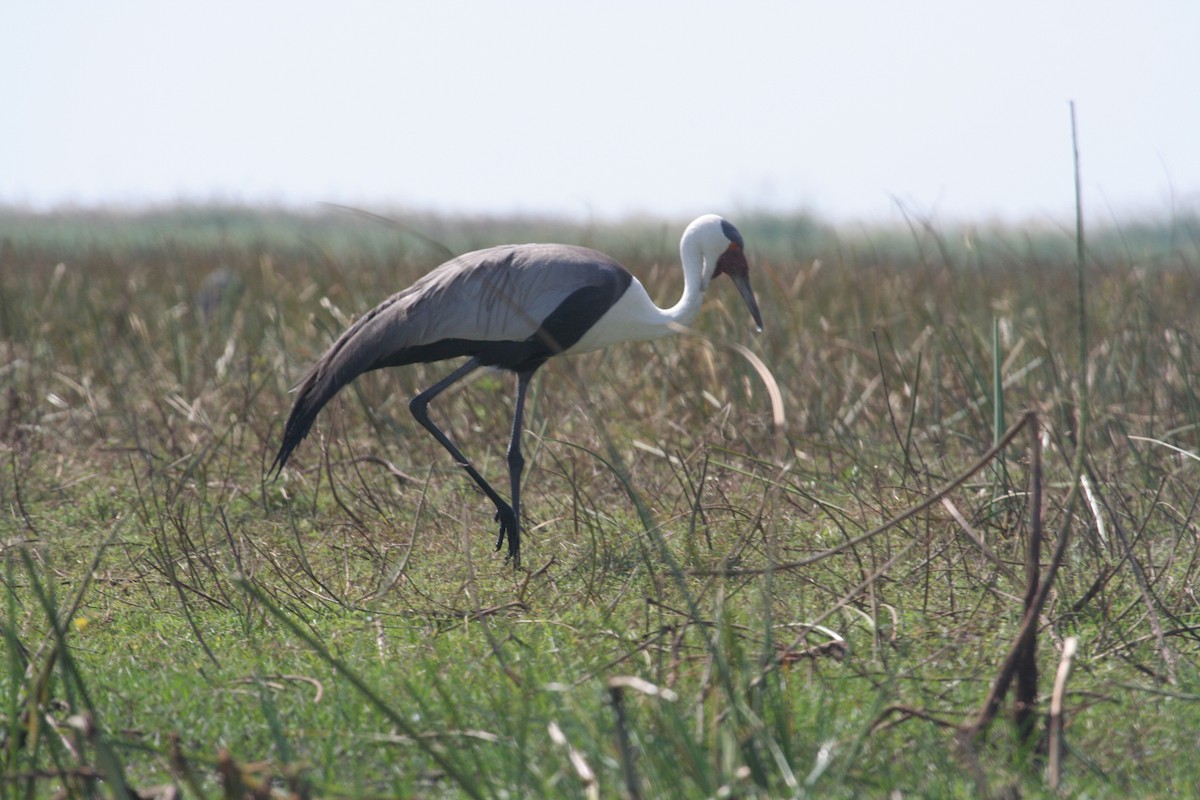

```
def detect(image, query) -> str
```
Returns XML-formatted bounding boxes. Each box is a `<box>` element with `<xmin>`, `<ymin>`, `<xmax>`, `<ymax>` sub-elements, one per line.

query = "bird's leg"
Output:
<box><xmin>409</xmin><ymin>358</ymin><xmax>519</xmax><ymax>563</ymax></box>
<box><xmin>502</xmin><ymin>370</ymin><xmax>535</xmax><ymax>568</ymax></box>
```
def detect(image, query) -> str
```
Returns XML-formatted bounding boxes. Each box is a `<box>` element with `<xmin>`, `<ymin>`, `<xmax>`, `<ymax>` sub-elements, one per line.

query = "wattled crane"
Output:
<box><xmin>272</xmin><ymin>214</ymin><xmax>763</xmax><ymax>567</ymax></box>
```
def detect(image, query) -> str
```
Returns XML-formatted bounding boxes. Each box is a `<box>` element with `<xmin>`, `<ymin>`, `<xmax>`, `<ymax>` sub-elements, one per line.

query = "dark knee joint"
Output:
<box><xmin>409</xmin><ymin>395</ymin><xmax>427</xmax><ymax>423</ymax></box>
<box><xmin>507</xmin><ymin>446</ymin><xmax>525</xmax><ymax>474</ymax></box>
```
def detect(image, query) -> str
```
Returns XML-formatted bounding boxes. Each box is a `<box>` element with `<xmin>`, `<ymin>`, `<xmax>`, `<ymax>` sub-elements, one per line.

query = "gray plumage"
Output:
<box><xmin>273</xmin><ymin>244</ymin><xmax>631</xmax><ymax>475</ymax></box>
<box><xmin>271</xmin><ymin>215</ymin><xmax>762</xmax><ymax>567</ymax></box>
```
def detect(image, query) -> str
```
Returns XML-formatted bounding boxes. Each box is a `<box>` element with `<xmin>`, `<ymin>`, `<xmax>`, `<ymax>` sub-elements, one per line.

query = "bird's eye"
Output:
<box><xmin>728</xmin><ymin>242</ymin><xmax>740</xmax><ymax>251</ymax></box>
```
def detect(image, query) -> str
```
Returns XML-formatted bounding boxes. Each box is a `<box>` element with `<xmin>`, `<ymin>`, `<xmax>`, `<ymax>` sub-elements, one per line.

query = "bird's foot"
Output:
<box><xmin>493</xmin><ymin>505</ymin><xmax>521</xmax><ymax>568</ymax></box>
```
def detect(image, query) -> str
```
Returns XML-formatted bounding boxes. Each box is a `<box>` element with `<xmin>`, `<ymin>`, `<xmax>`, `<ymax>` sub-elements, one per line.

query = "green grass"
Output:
<box><xmin>2</xmin><ymin>205</ymin><xmax>1200</xmax><ymax>797</ymax></box>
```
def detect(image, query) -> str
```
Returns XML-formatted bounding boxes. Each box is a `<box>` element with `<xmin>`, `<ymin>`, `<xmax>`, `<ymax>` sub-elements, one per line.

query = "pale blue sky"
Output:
<box><xmin>3</xmin><ymin>2</ymin><xmax>1197</xmax><ymax>223</ymax></box>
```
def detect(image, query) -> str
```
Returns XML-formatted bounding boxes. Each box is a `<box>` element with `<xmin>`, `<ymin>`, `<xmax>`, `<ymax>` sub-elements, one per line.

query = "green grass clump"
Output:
<box><xmin>2</xmin><ymin>205</ymin><xmax>1200</xmax><ymax>797</ymax></box>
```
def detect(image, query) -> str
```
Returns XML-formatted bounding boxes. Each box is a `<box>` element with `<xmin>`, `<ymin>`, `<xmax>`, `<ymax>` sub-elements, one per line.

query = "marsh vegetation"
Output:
<box><xmin>2</xmin><ymin>205</ymin><xmax>1199</xmax><ymax>797</ymax></box>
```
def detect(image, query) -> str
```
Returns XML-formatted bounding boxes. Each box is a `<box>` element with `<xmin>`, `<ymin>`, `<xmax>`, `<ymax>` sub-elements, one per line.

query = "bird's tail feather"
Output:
<box><xmin>270</xmin><ymin>300</ymin><xmax>410</xmax><ymax>476</ymax></box>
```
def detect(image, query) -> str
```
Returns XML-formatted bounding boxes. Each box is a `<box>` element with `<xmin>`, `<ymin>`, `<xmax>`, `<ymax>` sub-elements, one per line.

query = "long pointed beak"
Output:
<box><xmin>715</xmin><ymin>247</ymin><xmax>764</xmax><ymax>334</ymax></box>
<box><xmin>731</xmin><ymin>271</ymin><xmax>764</xmax><ymax>333</ymax></box>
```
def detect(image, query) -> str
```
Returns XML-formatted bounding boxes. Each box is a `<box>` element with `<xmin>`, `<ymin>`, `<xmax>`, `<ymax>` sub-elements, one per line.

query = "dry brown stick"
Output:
<box><xmin>346</xmin><ymin>454</ymin><xmax>421</xmax><ymax>485</ymax></box>
<box><xmin>608</xmin><ymin>682</ymin><xmax>642</xmax><ymax>800</ymax></box>
<box><xmin>1106</xmin><ymin>502</ymin><xmax>1179</xmax><ymax>685</ymax></box>
<box><xmin>1014</xmin><ymin>413</ymin><xmax>1043</xmax><ymax>742</ymax></box>
<box><xmin>1048</xmin><ymin>636</ymin><xmax>1079</xmax><ymax>791</ymax></box>
<box><xmin>961</xmin><ymin>417</ymin><xmax>1079</xmax><ymax>743</ymax></box>
<box><xmin>940</xmin><ymin>497</ymin><xmax>1020</xmax><ymax>584</ymax></box>
<box><xmin>869</xmin><ymin>704</ymin><xmax>959</xmax><ymax>735</ymax></box>
<box><xmin>691</xmin><ymin>412</ymin><xmax>1033</xmax><ymax>577</ymax></box>
<box><xmin>228</xmin><ymin>673</ymin><xmax>326</xmax><ymax>703</ymax></box>
<box><xmin>169</xmin><ymin>732</ymin><xmax>207</xmax><ymax>799</ymax></box>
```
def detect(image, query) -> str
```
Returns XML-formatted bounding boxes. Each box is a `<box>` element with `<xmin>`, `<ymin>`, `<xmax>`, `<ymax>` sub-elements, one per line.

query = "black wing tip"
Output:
<box><xmin>268</xmin><ymin>360</ymin><xmax>342</xmax><ymax>477</ymax></box>
<box><xmin>268</xmin><ymin>403</ymin><xmax>318</xmax><ymax>481</ymax></box>
<box><xmin>267</xmin><ymin>439</ymin><xmax>293</xmax><ymax>481</ymax></box>
<box><xmin>267</xmin><ymin>450</ymin><xmax>287</xmax><ymax>481</ymax></box>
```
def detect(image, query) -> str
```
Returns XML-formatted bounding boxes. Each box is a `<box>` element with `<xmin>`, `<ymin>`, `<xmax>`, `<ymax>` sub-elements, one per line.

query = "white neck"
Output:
<box><xmin>564</xmin><ymin>218</ymin><xmax>719</xmax><ymax>355</ymax></box>
<box><xmin>659</xmin><ymin>227</ymin><xmax>709</xmax><ymax>327</ymax></box>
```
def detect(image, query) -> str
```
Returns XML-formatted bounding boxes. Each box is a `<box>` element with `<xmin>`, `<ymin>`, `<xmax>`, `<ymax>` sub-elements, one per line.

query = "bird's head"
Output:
<box><xmin>688</xmin><ymin>214</ymin><xmax>764</xmax><ymax>333</ymax></box>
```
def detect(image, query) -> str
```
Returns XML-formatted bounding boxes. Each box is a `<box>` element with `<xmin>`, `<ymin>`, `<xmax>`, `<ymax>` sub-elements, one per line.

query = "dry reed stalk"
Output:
<box><xmin>608</xmin><ymin>681</ymin><xmax>642</xmax><ymax>800</ymax></box>
<box><xmin>1014</xmin><ymin>413</ymin><xmax>1042</xmax><ymax>742</ymax></box>
<box><xmin>1048</xmin><ymin>636</ymin><xmax>1079</xmax><ymax>791</ymax></box>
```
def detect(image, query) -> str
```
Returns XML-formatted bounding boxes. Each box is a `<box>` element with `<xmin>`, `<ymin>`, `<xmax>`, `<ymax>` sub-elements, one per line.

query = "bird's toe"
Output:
<box><xmin>493</xmin><ymin>505</ymin><xmax>521</xmax><ymax>567</ymax></box>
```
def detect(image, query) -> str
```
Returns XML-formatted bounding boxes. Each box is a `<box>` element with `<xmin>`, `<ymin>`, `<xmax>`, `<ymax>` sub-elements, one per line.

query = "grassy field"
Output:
<box><xmin>2</xmin><ymin>205</ymin><xmax>1200</xmax><ymax>798</ymax></box>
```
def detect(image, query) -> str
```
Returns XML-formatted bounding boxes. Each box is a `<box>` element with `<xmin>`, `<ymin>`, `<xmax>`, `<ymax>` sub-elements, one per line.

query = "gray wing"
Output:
<box><xmin>378</xmin><ymin>244</ymin><xmax>624</xmax><ymax>347</ymax></box>
<box><xmin>271</xmin><ymin>243</ymin><xmax>631</xmax><ymax>472</ymax></box>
